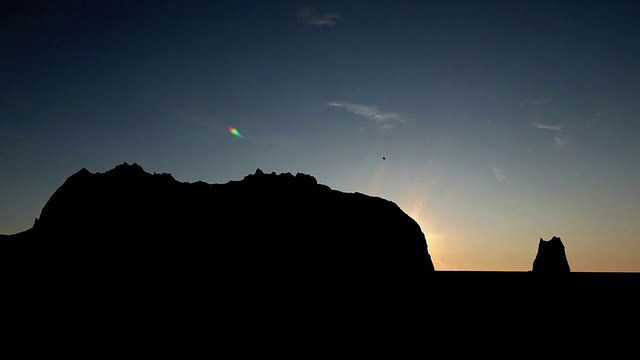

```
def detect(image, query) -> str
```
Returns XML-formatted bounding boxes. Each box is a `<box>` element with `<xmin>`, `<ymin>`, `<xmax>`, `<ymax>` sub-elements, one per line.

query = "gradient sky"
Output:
<box><xmin>2</xmin><ymin>0</ymin><xmax>640</xmax><ymax>271</ymax></box>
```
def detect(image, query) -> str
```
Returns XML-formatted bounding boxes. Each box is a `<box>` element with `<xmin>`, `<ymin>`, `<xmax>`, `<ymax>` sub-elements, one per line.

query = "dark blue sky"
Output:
<box><xmin>2</xmin><ymin>0</ymin><xmax>640</xmax><ymax>271</ymax></box>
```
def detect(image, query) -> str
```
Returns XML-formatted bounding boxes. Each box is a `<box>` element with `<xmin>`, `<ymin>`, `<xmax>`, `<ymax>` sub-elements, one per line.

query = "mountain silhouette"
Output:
<box><xmin>1</xmin><ymin>162</ymin><xmax>434</xmax><ymax>290</ymax></box>
<box><xmin>2</xmin><ymin>163</ymin><xmax>638</xmax><ymax>347</ymax></box>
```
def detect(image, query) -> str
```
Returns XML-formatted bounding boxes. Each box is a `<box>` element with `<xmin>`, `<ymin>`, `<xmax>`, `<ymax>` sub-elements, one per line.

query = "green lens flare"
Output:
<box><xmin>228</xmin><ymin>126</ymin><xmax>242</xmax><ymax>137</ymax></box>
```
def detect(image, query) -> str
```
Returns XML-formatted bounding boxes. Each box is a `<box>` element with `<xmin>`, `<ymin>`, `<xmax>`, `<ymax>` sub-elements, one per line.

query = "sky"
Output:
<box><xmin>2</xmin><ymin>0</ymin><xmax>640</xmax><ymax>272</ymax></box>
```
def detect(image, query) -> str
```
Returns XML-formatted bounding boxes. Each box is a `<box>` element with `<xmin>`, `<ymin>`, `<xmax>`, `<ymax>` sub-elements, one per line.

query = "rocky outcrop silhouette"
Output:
<box><xmin>531</xmin><ymin>236</ymin><xmax>571</xmax><ymax>272</ymax></box>
<box><xmin>1</xmin><ymin>162</ymin><xmax>434</xmax><ymax>289</ymax></box>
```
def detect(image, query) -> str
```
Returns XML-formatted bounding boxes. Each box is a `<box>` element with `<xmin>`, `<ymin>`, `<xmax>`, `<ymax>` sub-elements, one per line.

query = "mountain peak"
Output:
<box><xmin>68</xmin><ymin>167</ymin><xmax>92</xmax><ymax>180</ymax></box>
<box><xmin>241</xmin><ymin>168</ymin><xmax>319</xmax><ymax>188</ymax></box>
<box><xmin>109</xmin><ymin>162</ymin><xmax>146</xmax><ymax>175</ymax></box>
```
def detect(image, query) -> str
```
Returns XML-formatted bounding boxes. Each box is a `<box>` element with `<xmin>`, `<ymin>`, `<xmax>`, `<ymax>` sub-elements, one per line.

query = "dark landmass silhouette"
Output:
<box><xmin>1</xmin><ymin>162</ymin><xmax>434</xmax><ymax>287</ymax></box>
<box><xmin>2</xmin><ymin>162</ymin><xmax>638</xmax><ymax>342</ymax></box>
<box><xmin>531</xmin><ymin>236</ymin><xmax>571</xmax><ymax>272</ymax></box>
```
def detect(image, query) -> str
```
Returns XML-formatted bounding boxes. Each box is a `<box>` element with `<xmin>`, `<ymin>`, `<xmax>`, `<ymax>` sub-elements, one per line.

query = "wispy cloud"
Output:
<box><xmin>491</xmin><ymin>166</ymin><xmax>513</xmax><ymax>186</ymax></box>
<box><xmin>531</xmin><ymin>122</ymin><xmax>562</xmax><ymax>132</ymax></box>
<box><xmin>328</xmin><ymin>101</ymin><xmax>404</xmax><ymax>130</ymax></box>
<box><xmin>530</xmin><ymin>122</ymin><xmax>570</xmax><ymax>149</ymax></box>
<box><xmin>298</xmin><ymin>7</ymin><xmax>341</xmax><ymax>27</ymax></box>
<box><xmin>531</xmin><ymin>122</ymin><xmax>570</xmax><ymax>149</ymax></box>
<box><xmin>554</xmin><ymin>136</ymin><xmax>569</xmax><ymax>149</ymax></box>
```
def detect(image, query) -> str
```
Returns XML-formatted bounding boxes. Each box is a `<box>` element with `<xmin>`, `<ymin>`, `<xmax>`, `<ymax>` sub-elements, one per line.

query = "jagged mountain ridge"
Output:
<box><xmin>2</xmin><ymin>162</ymin><xmax>435</xmax><ymax>285</ymax></box>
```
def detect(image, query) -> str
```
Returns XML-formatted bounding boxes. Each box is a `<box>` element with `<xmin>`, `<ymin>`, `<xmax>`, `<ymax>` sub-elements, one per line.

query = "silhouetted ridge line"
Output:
<box><xmin>1</xmin><ymin>162</ymin><xmax>435</xmax><ymax>289</ymax></box>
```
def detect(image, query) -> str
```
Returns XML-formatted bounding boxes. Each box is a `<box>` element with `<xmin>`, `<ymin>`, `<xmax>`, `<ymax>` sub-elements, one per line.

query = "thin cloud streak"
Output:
<box><xmin>298</xmin><ymin>7</ymin><xmax>341</xmax><ymax>27</ymax></box>
<box><xmin>531</xmin><ymin>122</ymin><xmax>563</xmax><ymax>132</ymax></box>
<box><xmin>328</xmin><ymin>101</ymin><xmax>404</xmax><ymax>130</ymax></box>
<box><xmin>530</xmin><ymin>122</ymin><xmax>570</xmax><ymax>149</ymax></box>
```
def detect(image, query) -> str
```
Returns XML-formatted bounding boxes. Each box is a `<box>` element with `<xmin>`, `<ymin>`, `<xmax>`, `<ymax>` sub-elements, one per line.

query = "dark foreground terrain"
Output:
<box><xmin>3</xmin><ymin>269</ymin><xmax>637</xmax><ymax>355</ymax></box>
<box><xmin>2</xmin><ymin>164</ymin><xmax>637</xmax><ymax>351</ymax></box>
<box><xmin>8</xmin><ymin>269</ymin><xmax>637</xmax><ymax>313</ymax></box>
<box><xmin>435</xmin><ymin>271</ymin><xmax>638</xmax><ymax>308</ymax></box>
